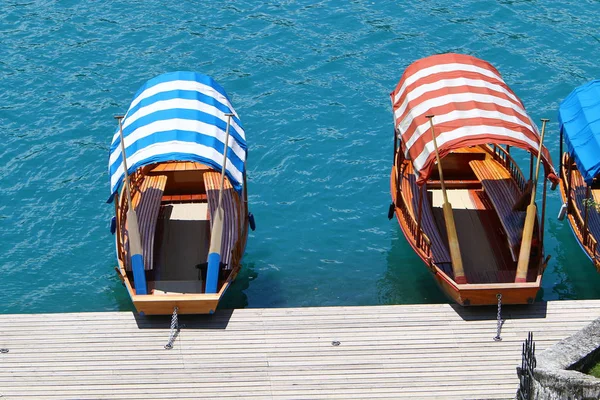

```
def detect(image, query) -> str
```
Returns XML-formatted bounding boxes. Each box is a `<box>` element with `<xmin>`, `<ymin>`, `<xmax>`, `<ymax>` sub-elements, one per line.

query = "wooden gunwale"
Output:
<box><xmin>390</xmin><ymin>164</ymin><xmax>433</xmax><ymax>261</ymax></box>
<box><xmin>559</xmin><ymin>152</ymin><xmax>600</xmax><ymax>270</ymax></box>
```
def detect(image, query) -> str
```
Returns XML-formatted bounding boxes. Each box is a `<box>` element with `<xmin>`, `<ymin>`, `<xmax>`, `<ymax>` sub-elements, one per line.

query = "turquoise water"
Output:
<box><xmin>2</xmin><ymin>0</ymin><xmax>600</xmax><ymax>314</ymax></box>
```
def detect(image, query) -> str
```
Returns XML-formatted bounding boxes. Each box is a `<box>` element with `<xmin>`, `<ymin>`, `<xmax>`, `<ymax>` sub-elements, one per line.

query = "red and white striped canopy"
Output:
<box><xmin>391</xmin><ymin>53</ymin><xmax>556</xmax><ymax>185</ymax></box>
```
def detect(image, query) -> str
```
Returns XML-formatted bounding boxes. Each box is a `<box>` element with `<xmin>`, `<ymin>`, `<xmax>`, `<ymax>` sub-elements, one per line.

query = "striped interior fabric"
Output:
<box><xmin>390</xmin><ymin>53</ymin><xmax>556</xmax><ymax>185</ymax></box>
<box><xmin>204</xmin><ymin>172</ymin><xmax>239</xmax><ymax>269</ymax></box>
<box><xmin>108</xmin><ymin>71</ymin><xmax>246</xmax><ymax>195</ymax></box>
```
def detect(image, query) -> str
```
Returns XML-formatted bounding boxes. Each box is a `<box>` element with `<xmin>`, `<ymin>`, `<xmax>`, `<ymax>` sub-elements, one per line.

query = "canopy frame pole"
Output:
<box><xmin>559</xmin><ymin>128</ymin><xmax>563</xmax><ymax>174</ymax></box>
<box><xmin>115</xmin><ymin>115</ymin><xmax>147</xmax><ymax>295</ymax></box>
<box><xmin>541</xmin><ymin>174</ymin><xmax>548</xmax><ymax>247</ymax></box>
<box><xmin>566</xmin><ymin>152</ymin><xmax>573</xmax><ymax>213</ymax></box>
<box><xmin>515</xmin><ymin>119</ymin><xmax>548</xmax><ymax>283</ymax></box>
<box><xmin>584</xmin><ymin>185</ymin><xmax>591</xmax><ymax>245</ymax></box>
<box><xmin>426</xmin><ymin>115</ymin><xmax>466</xmax><ymax>284</ymax></box>
<box><xmin>393</xmin><ymin>128</ymin><xmax>398</xmax><ymax>161</ymax></box>
<box><xmin>416</xmin><ymin>184</ymin><xmax>424</xmax><ymax>249</ymax></box>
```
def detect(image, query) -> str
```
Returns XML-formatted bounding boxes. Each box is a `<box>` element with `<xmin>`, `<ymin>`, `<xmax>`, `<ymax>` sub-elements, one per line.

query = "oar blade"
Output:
<box><xmin>206</xmin><ymin>208</ymin><xmax>224</xmax><ymax>294</ymax></box>
<box><xmin>127</xmin><ymin>209</ymin><xmax>148</xmax><ymax>295</ymax></box>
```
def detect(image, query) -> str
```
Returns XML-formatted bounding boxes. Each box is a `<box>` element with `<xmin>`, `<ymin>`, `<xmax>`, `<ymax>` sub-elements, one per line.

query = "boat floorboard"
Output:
<box><xmin>1</xmin><ymin>299</ymin><xmax>600</xmax><ymax>399</ymax></box>
<box><xmin>432</xmin><ymin>189</ymin><xmax>515</xmax><ymax>283</ymax></box>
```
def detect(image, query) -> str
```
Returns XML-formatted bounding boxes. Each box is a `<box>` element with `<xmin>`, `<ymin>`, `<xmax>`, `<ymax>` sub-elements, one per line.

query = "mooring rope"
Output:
<box><xmin>494</xmin><ymin>294</ymin><xmax>503</xmax><ymax>341</ymax></box>
<box><xmin>164</xmin><ymin>306</ymin><xmax>180</xmax><ymax>350</ymax></box>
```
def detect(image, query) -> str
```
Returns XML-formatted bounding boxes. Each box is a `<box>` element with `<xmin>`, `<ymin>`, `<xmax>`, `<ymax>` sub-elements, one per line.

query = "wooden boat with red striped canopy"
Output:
<box><xmin>388</xmin><ymin>54</ymin><xmax>559</xmax><ymax>306</ymax></box>
<box><xmin>108</xmin><ymin>72</ymin><xmax>253</xmax><ymax>315</ymax></box>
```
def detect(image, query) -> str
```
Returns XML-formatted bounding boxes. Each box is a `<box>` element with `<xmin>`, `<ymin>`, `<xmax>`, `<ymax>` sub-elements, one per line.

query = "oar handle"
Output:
<box><xmin>216</xmin><ymin>113</ymin><xmax>235</xmax><ymax>215</ymax></box>
<box><xmin>426</xmin><ymin>115</ymin><xmax>466</xmax><ymax>284</ymax></box>
<box><xmin>529</xmin><ymin>119</ymin><xmax>549</xmax><ymax>203</ymax></box>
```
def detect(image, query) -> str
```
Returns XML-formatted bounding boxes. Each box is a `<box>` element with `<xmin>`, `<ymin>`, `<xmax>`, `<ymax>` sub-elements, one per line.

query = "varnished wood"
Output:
<box><xmin>560</xmin><ymin>153</ymin><xmax>600</xmax><ymax>270</ymax></box>
<box><xmin>115</xmin><ymin>160</ymin><xmax>249</xmax><ymax>315</ymax></box>
<box><xmin>391</xmin><ymin>145</ymin><xmax>544</xmax><ymax>305</ymax></box>
<box><xmin>2</xmin><ymin>300</ymin><xmax>600</xmax><ymax>399</ymax></box>
<box><xmin>426</xmin><ymin>116</ymin><xmax>466</xmax><ymax>283</ymax></box>
<box><xmin>515</xmin><ymin>120</ymin><xmax>548</xmax><ymax>282</ymax></box>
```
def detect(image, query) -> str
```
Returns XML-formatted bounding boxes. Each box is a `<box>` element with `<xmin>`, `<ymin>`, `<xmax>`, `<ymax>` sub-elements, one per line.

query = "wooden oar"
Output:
<box><xmin>515</xmin><ymin>119</ymin><xmax>549</xmax><ymax>283</ymax></box>
<box><xmin>426</xmin><ymin>115</ymin><xmax>467</xmax><ymax>284</ymax></box>
<box><xmin>115</xmin><ymin>116</ymin><xmax>147</xmax><ymax>295</ymax></box>
<box><xmin>205</xmin><ymin>113</ymin><xmax>234</xmax><ymax>294</ymax></box>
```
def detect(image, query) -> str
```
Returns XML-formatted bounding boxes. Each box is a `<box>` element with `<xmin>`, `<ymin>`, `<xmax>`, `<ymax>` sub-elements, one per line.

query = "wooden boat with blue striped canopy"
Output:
<box><xmin>108</xmin><ymin>72</ymin><xmax>252</xmax><ymax>315</ymax></box>
<box><xmin>558</xmin><ymin>80</ymin><xmax>600</xmax><ymax>270</ymax></box>
<box><xmin>389</xmin><ymin>54</ymin><xmax>559</xmax><ymax>306</ymax></box>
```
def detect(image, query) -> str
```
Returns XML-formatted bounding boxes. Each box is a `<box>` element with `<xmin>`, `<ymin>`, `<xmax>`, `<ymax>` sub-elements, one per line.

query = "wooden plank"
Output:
<box><xmin>0</xmin><ymin>300</ymin><xmax>599</xmax><ymax>399</ymax></box>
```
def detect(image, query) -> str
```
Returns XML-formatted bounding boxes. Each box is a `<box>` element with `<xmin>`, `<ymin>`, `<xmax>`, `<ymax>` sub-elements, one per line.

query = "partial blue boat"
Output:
<box><xmin>558</xmin><ymin>80</ymin><xmax>600</xmax><ymax>270</ymax></box>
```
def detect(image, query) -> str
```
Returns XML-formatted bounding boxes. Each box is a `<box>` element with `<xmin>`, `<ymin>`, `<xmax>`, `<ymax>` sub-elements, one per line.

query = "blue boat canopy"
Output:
<box><xmin>559</xmin><ymin>80</ymin><xmax>600</xmax><ymax>185</ymax></box>
<box><xmin>108</xmin><ymin>71</ymin><xmax>247</xmax><ymax>196</ymax></box>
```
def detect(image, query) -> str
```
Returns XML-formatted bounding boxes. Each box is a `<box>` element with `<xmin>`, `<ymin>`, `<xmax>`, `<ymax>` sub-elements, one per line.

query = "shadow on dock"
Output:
<box><xmin>132</xmin><ymin>309</ymin><xmax>235</xmax><ymax>329</ymax></box>
<box><xmin>450</xmin><ymin>301</ymin><xmax>548</xmax><ymax>321</ymax></box>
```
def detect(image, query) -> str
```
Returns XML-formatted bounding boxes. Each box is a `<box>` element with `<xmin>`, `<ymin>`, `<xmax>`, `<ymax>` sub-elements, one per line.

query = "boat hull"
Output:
<box><xmin>115</xmin><ymin>161</ymin><xmax>249</xmax><ymax>315</ymax></box>
<box><xmin>390</xmin><ymin>146</ymin><xmax>544</xmax><ymax>306</ymax></box>
<box><xmin>559</xmin><ymin>152</ymin><xmax>600</xmax><ymax>270</ymax></box>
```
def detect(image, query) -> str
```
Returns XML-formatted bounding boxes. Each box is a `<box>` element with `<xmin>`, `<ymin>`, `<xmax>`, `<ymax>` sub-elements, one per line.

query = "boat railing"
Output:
<box><xmin>561</xmin><ymin>154</ymin><xmax>599</xmax><ymax>263</ymax></box>
<box><xmin>116</xmin><ymin>170</ymin><xmax>146</xmax><ymax>265</ymax></box>
<box><xmin>396</xmin><ymin>164</ymin><xmax>432</xmax><ymax>258</ymax></box>
<box><xmin>569</xmin><ymin>189</ymin><xmax>598</xmax><ymax>258</ymax></box>
<box><xmin>488</xmin><ymin>144</ymin><xmax>527</xmax><ymax>192</ymax></box>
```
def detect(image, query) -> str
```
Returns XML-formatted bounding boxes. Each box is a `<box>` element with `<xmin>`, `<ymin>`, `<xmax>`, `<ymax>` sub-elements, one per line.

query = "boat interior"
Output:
<box><xmin>398</xmin><ymin>145</ymin><xmax>541</xmax><ymax>284</ymax></box>
<box><xmin>118</xmin><ymin>161</ymin><xmax>241</xmax><ymax>295</ymax></box>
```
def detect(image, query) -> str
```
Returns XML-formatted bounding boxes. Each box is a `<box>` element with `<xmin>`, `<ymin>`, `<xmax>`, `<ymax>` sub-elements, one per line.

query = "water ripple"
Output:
<box><xmin>2</xmin><ymin>0</ymin><xmax>600</xmax><ymax>313</ymax></box>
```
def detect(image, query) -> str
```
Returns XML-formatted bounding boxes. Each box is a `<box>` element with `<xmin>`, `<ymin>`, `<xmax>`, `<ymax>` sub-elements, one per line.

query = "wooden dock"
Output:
<box><xmin>1</xmin><ymin>299</ymin><xmax>599</xmax><ymax>399</ymax></box>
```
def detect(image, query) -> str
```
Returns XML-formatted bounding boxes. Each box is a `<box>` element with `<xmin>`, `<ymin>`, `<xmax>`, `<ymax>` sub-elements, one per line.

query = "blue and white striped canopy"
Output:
<box><xmin>108</xmin><ymin>71</ymin><xmax>247</xmax><ymax>196</ymax></box>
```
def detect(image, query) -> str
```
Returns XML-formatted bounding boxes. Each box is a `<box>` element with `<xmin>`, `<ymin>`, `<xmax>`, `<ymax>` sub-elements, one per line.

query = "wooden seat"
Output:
<box><xmin>204</xmin><ymin>172</ymin><xmax>240</xmax><ymax>270</ymax></box>
<box><xmin>161</xmin><ymin>194</ymin><xmax>207</xmax><ymax>203</ymax></box>
<box><xmin>150</xmin><ymin>161</ymin><xmax>211</xmax><ymax>172</ymax></box>
<box><xmin>127</xmin><ymin>175</ymin><xmax>168</xmax><ymax>271</ymax></box>
<box><xmin>469</xmin><ymin>159</ymin><xmax>524</xmax><ymax>261</ymax></box>
<box><xmin>401</xmin><ymin>168</ymin><xmax>453</xmax><ymax>276</ymax></box>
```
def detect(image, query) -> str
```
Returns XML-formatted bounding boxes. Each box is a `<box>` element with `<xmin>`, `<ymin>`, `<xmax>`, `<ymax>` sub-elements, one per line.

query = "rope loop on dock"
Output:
<box><xmin>494</xmin><ymin>294</ymin><xmax>503</xmax><ymax>341</ymax></box>
<box><xmin>164</xmin><ymin>306</ymin><xmax>180</xmax><ymax>350</ymax></box>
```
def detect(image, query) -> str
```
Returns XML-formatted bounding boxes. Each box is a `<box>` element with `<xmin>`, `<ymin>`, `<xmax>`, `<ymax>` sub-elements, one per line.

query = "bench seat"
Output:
<box><xmin>401</xmin><ymin>165</ymin><xmax>453</xmax><ymax>276</ymax></box>
<box><xmin>204</xmin><ymin>172</ymin><xmax>240</xmax><ymax>270</ymax></box>
<box><xmin>469</xmin><ymin>159</ymin><xmax>524</xmax><ymax>261</ymax></box>
<box><xmin>127</xmin><ymin>174</ymin><xmax>168</xmax><ymax>271</ymax></box>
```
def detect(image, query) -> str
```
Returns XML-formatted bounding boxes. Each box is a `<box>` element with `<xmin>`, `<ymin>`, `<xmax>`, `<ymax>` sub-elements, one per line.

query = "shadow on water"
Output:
<box><xmin>378</xmin><ymin>226</ymin><xmax>448</xmax><ymax>305</ymax></box>
<box><xmin>107</xmin><ymin>268</ymin><xmax>135</xmax><ymax>312</ymax></box>
<box><xmin>545</xmin><ymin>217</ymin><xmax>600</xmax><ymax>301</ymax></box>
<box><xmin>218</xmin><ymin>260</ymin><xmax>258</xmax><ymax>310</ymax></box>
<box><xmin>381</xmin><ymin>226</ymin><xmax>551</xmax><ymax>321</ymax></box>
<box><xmin>128</xmin><ymin>261</ymin><xmax>259</xmax><ymax>330</ymax></box>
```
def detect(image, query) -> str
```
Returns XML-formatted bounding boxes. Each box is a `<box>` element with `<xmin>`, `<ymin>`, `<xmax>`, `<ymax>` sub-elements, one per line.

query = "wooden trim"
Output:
<box><xmin>560</xmin><ymin>153</ymin><xmax>599</xmax><ymax>266</ymax></box>
<box><xmin>485</xmin><ymin>144</ymin><xmax>527</xmax><ymax>192</ymax></box>
<box><xmin>390</xmin><ymin>164</ymin><xmax>432</xmax><ymax>259</ymax></box>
